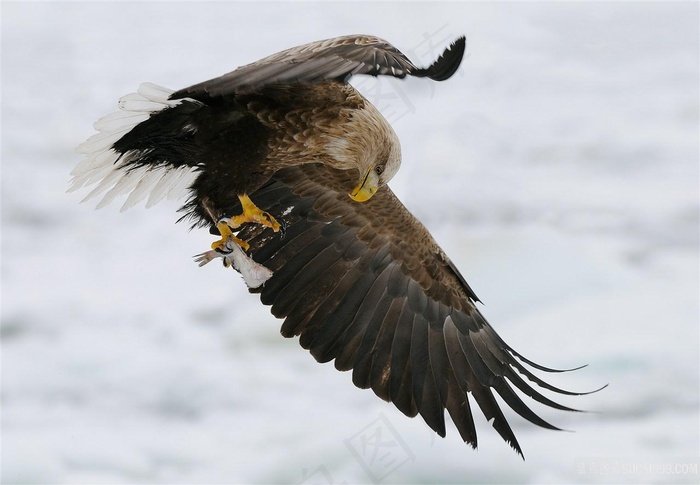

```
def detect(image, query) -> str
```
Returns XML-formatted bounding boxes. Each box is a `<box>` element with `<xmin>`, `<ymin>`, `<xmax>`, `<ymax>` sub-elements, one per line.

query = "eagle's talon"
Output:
<box><xmin>211</xmin><ymin>232</ymin><xmax>250</xmax><ymax>253</ymax></box>
<box><xmin>261</xmin><ymin>211</ymin><xmax>281</xmax><ymax>232</ymax></box>
<box><xmin>260</xmin><ymin>210</ymin><xmax>282</xmax><ymax>233</ymax></box>
<box><xmin>229</xmin><ymin>194</ymin><xmax>281</xmax><ymax>233</ymax></box>
<box><xmin>214</xmin><ymin>244</ymin><xmax>232</xmax><ymax>255</ymax></box>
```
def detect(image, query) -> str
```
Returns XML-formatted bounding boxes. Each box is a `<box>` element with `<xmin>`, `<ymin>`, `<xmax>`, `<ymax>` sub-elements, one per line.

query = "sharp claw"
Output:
<box><xmin>259</xmin><ymin>210</ymin><xmax>281</xmax><ymax>232</ymax></box>
<box><xmin>214</xmin><ymin>245</ymin><xmax>233</xmax><ymax>255</ymax></box>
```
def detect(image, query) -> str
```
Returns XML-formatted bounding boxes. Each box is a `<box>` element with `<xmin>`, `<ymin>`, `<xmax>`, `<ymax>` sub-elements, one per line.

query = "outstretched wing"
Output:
<box><xmin>172</xmin><ymin>35</ymin><xmax>466</xmax><ymax>100</ymax></box>
<box><xmin>228</xmin><ymin>165</ymin><xmax>595</xmax><ymax>457</ymax></box>
<box><xmin>71</xmin><ymin>35</ymin><xmax>465</xmax><ymax>212</ymax></box>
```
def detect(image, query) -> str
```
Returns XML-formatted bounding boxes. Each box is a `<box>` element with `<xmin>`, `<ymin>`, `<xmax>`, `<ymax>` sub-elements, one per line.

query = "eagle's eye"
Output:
<box><xmin>375</xmin><ymin>165</ymin><xmax>384</xmax><ymax>175</ymax></box>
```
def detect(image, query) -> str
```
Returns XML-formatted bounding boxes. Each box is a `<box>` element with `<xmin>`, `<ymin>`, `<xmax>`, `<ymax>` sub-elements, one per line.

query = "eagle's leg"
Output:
<box><xmin>209</xmin><ymin>194</ymin><xmax>280</xmax><ymax>252</ymax></box>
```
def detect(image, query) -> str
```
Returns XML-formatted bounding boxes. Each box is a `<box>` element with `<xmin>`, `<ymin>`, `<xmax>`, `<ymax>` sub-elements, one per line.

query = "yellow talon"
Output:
<box><xmin>211</xmin><ymin>219</ymin><xmax>250</xmax><ymax>252</ymax></box>
<box><xmin>211</xmin><ymin>234</ymin><xmax>250</xmax><ymax>252</ymax></box>
<box><xmin>208</xmin><ymin>194</ymin><xmax>277</xmax><ymax>255</ymax></box>
<box><xmin>229</xmin><ymin>194</ymin><xmax>281</xmax><ymax>232</ymax></box>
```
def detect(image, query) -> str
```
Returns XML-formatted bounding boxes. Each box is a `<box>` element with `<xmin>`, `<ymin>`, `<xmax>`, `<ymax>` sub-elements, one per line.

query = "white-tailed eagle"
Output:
<box><xmin>70</xmin><ymin>35</ymin><xmax>598</xmax><ymax>456</ymax></box>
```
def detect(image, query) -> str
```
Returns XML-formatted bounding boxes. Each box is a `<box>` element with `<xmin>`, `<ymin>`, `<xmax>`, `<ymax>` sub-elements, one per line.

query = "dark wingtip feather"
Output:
<box><xmin>511</xmin><ymin>349</ymin><xmax>590</xmax><ymax>374</ymax></box>
<box><xmin>413</xmin><ymin>36</ymin><xmax>466</xmax><ymax>81</ymax></box>
<box><xmin>584</xmin><ymin>383</ymin><xmax>610</xmax><ymax>395</ymax></box>
<box><xmin>510</xmin><ymin>350</ymin><xmax>609</xmax><ymax>397</ymax></box>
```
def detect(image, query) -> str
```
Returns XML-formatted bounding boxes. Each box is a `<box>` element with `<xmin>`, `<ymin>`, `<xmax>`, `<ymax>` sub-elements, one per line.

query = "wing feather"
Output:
<box><xmin>332</xmin><ymin>263</ymin><xmax>396</xmax><ymax>372</ymax></box>
<box><xmin>368</xmin><ymin>296</ymin><xmax>407</xmax><ymax>401</ymax></box>
<box><xmin>172</xmin><ymin>35</ymin><xmax>466</xmax><ymax>100</ymax></box>
<box><xmin>233</xmin><ymin>164</ymin><xmax>595</xmax><ymax>455</ymax></box>
<box><xmin>351</xmin><ymin>265</ymin><xmax>404</xmax><ymax>390</ymax></box>
<box><xmin>444</xmin><ymin>371</ymin><xmax>478</xmax><ymax>448</ymax></box>
<box><xmin>308</xmin><ymin>270</ymin><xmax>375</xmax><ymax>363</ymax></box>
<box><xmin>273</xmin><ymin>242</ymin><xmax>350</xmax><ymax>332</ymax></box>
<box><xmin>389</xmin><ymin>305</ymin><xmax>419</xmax><ymax>417</ymax></box>
<box><xmin>410</xmin><ymin>313</ymin><xmax>447</xmax><ymax>437</ymax></box>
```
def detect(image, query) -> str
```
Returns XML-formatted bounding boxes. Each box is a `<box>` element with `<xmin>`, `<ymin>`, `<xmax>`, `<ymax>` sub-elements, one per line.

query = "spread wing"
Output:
<box><xmin>172</xmin><ymin>35</ymin><xmax>466</xmax><ymax>100</ymax></box>
<box><xmin>71</xmin><ymin>35</ymin><xmax>465</xmax><ymax>212</ymax></box>
<box><xmin>228</xmin><ymin>165</ymin><xmax>596</xmax><ymax>457</ymax></box>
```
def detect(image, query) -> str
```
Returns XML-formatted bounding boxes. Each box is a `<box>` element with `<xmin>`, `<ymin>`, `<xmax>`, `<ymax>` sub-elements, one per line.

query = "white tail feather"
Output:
<box><xmin>95</xmin><ymin>167</ymin><xmax>150</xmax><ymax>209</ymax></box>
<box><xmin>121</xmin><ymin>171</ymin><xmax>163</xmax><ymax>212</ymax></box>
<box><xmin>69</xmin><ymin>150</ymin><xmax>120</xmax><ymax>189</ymax></box>
<box><xmin>168</xmin><ymin>166</ymin><xmax>200</xmax><ymax>200</ymax></box>
<box><xmin>138</xmin><ymin>82</ymin><xmax>179</xmax><ymax>103</ymax></box>
<box><xmin>81</xmin><ymin>168</ymin><xmax>125</xmax><ymax>203</ymax></box>
<box><xmin>93</xmin><ymin>111</ymin><xmax>149</xmax><ymax>132</ymax></box>
<box><xmin>118</xmin><ymin>96</ymin><xmax>172</xmax><ymax>113</ymax></box>
<box><xmin>70</xmin><ymin>83</ymin><xmax>199</xmax><ymax>210</ymax></box>
<box><xmin>146</xmin><ymin>167</ymin><xmax>186</xmax><ymax>208</ymax></box>
<box><xmin>76</xmin><ymin>129</ymin><xmax>131</xmax><ymax>155</ymax></box>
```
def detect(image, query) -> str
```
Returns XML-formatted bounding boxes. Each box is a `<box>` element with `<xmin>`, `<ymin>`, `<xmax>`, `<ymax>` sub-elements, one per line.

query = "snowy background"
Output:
<box><xmin>2</xmin><ymin>1</ymin><xmax>698</xmax><ymax>484</ymax></box>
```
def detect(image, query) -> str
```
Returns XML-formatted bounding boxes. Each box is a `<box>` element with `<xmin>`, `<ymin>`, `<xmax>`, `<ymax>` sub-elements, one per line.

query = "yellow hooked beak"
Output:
<box><xmin>349</xmin><ymin>168</ymin><xmax>379</xmax><ymax>202</ymax></box>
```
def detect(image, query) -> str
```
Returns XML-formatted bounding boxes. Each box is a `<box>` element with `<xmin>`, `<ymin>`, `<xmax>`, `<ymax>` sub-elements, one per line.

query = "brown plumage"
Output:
<box><xmin>70</xmin><ymin>34</ymin><xmax>599</xmax><ymax>457</ymax></box>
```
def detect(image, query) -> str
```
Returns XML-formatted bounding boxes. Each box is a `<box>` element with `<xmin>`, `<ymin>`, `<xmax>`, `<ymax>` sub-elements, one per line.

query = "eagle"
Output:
<box><xmin>70</xmin><ymin>35</ymin><xmax>597</xmax><ymax>457</ymax></box>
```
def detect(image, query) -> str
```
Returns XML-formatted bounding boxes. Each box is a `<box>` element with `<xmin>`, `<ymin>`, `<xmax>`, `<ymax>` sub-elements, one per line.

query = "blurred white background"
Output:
<box><xmin>2</xmin><ymin>1</ymin><xmax>698</xmax><ymax>484</ymax></box>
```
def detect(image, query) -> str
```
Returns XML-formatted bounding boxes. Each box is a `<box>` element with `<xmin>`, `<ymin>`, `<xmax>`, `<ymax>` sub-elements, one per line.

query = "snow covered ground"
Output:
<box><xmin>2</xmin><ymin>1</ymin><xmax>698</xmax><ymax>484</ymax></box>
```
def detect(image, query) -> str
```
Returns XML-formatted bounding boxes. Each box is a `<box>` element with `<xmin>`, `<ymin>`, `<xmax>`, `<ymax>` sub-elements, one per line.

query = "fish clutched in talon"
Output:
<box><xmin>193</xmin><ymin>248</ymin><xmax>228</xmax><ymax>268</ymax></box>
<box><xmin>194</xmin><ymin>236</ymin><xmax>273</xmax><ymax>289</ymax></box>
